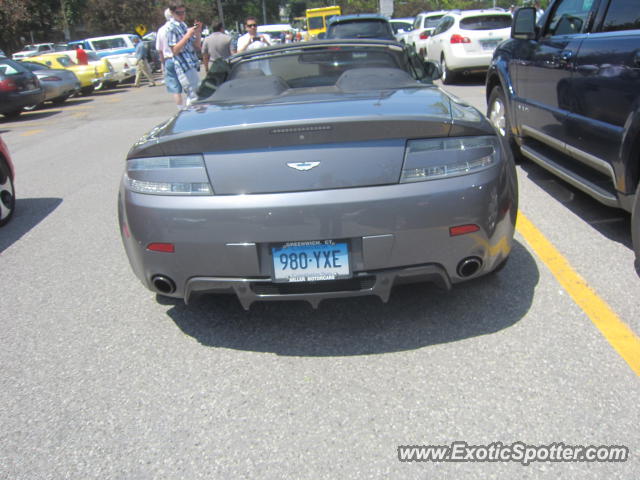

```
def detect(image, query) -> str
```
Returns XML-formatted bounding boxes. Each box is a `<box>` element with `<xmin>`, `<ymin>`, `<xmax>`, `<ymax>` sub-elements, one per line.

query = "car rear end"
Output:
<box><xmin>446</xmin><ymin>12</ymin><xmax>512</xmax><ymax>72</ymax></box>
<box><xmin>119</xmin><ymin>95</ymin><xmax>516</xmax><ymax>309</ymax></box>
<box><xmin>0</xmin><ymin>58</ymin><xmax>44</xmax><ymax>117</ymax></box>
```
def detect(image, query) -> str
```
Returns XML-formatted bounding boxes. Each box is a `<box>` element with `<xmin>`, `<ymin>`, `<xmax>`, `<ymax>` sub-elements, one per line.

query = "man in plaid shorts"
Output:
<box><xmin>167</xmin><ymin>3</ymin><xmax>202</xmax><ymax>105</ymax></box>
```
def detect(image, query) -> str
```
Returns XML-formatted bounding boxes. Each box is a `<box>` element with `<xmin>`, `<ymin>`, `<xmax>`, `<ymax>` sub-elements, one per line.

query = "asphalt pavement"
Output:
<box><xmin>1</xmin><ymin>74</ymin><xmax>638</xmax><ymax>479</ymax></box>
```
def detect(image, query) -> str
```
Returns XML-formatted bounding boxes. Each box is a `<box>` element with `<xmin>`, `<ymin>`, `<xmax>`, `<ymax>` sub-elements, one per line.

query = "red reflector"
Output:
<box><xmin>449</xmin><ymin>224</ymin><xmax>480</xmax><ymax>236</ymax></box>
<box><xmin>122</xmin><ymin>222</ymin><xmax>130</xmax><ymax>239</ymax></box>
<box><xmin>147</xmin><ymin>242</ymin><xmax>175</xmax><ymax>253</ymax></box>
<box><xmin>450</xmin><ymin>34</ymin><xmax>471</xmax><ymax>44</ymax></box>
<box><xmin>419</xmin><ymin>31</ymin><xmax>430</xmax><ymax>40</ymax></box>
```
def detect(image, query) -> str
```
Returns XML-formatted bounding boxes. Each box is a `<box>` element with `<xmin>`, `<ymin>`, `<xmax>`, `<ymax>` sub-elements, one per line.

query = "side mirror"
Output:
<box><xmin>406</xmin><ymin>44</ymin><xmax>442</xmax><ymax>82</ymax></box>
<box><xmin>512</xmin><ymin>7</ymin><xmax>536</xmax><ymax>40</ymax></box>
<box><xmin>425</xmin><ymin>60</ymin><xmax>442</xmax><ymax>81</ymax></box>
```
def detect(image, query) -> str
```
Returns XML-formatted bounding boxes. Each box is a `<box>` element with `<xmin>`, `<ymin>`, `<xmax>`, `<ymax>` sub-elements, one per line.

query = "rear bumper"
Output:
<box><xmin>0</xmin><ymin>89</ymin><xmax>45</xmax><ymax>113</ymax></box>
<box><xmin>119</xmin><ymin>160</ymin><xmax>517</xmax><ymax>308</ymax></box>
<box><xmin>446</xmin><ymin>48</ymin><xmax>493</xmax><ymax>71</ymax></box>
<box><xmin>185</xmin><ymin>264</ymin><xmax>451</xmax><ymax>309</ymax></box>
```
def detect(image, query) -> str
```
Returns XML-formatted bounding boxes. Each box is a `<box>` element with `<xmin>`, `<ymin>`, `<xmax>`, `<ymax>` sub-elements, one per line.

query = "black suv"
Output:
<box><xmin>485</xmin><ymin>0</ymin><xmax>640</xmax><ymax>268</ymax></box>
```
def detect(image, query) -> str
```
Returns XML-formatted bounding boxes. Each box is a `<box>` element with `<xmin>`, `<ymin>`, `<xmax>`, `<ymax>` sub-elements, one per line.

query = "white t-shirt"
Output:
<box><xmin>237</xmin><ymin>33</ymin><xmax>269</xmax><ymax>52</ymax></box>
<box><xmin>156</xmin><ymin>21</ymin><xmax>173</xmax><ymax>59</ymax></box>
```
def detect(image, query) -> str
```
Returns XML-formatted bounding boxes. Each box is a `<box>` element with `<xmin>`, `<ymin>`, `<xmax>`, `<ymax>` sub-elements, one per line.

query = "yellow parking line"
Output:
<box><xmin>517</xmin><ymin>211</ymin><xmax>640</xmax><ymax>377</ymax></box>
<box><xmin>20</xmin><ymin>129</ymin><xmax>44</xmax><ymax>137</ymax></box>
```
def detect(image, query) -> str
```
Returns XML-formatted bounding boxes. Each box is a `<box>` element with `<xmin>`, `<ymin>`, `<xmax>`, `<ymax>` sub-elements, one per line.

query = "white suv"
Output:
<box><xmin>11</xmin><ymin>43</ymin><xmax>55</xmax><ymax>60</ymax></box>
<box><xmin>425</xmin><ymin>9</ymin><xmax>512</xmax><ymax>84</ymax></box>
<box><xmin>405</xmin><ymin>11</ymin><xmax>448</xmax><ymax>58</ymax></box>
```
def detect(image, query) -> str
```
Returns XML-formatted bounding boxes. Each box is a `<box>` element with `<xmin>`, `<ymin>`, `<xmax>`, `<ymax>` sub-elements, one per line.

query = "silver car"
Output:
<box><xmin>19</xmin><ymin>60</ymin><xmax>81</xmax><ymax>106</ymax></box>
<box><xmin>119</xmin><ymin>39</ymin><xmax>517</xmax><ymax>309</ymax></box>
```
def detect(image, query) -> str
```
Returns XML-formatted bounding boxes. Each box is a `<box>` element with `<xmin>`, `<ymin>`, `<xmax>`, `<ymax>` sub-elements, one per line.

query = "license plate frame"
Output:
<box><xmin>270</xmin><ymin>240</ymin><xmax>351</xmax><ymax>283</ymax></box>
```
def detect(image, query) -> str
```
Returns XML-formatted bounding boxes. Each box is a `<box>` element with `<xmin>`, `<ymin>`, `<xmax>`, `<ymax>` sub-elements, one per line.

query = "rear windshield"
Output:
<box><xmin>328</xmin><ymin>20</ymin><xmax>395</xmax><ymax>40</ymax></box>
<box><xmin>0</xmin><ymin>59</ymin><xmax>29</xmax><ymax>77</ymax></box>
<box><xmin>460</xmin><ymin>15</ymin><xmax>512</xmax><ymax>30</ymax></box>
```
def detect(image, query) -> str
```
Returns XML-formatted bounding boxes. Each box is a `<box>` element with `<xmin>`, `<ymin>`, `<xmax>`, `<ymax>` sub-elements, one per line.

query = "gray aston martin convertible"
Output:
<box><xmin>118</xmin><ymin>40</ymin><xmax>517</xmax><ymax>309</ymax></box>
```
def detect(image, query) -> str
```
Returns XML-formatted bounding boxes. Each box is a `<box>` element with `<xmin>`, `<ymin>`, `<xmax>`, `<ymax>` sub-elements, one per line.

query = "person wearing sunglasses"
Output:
<box><xmin>236</xmin><ymin>17</ymin><xmax>271</xmax><ymax>53</ymax></box>
<box><xmin>167</xmin><ymin>3</ymin><xmax>202</xmax><ymax>105</ymax></box>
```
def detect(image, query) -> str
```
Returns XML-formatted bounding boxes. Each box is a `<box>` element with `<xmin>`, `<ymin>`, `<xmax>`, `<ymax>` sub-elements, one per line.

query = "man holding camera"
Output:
<box><xmin>167</xmin><ymin>3</ymin><xmax>202</xmax><ymax>104</ymax></box>
<box><xmin>236</xmin><ymin>17</ymin><xmax>271</xmax><ymax>53</ymax></box>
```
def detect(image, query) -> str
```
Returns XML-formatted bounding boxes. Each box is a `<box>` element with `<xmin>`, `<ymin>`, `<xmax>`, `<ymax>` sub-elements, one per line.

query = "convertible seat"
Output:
<box><xmin>336</xmin><ymin>67</ymin><xmax>420</xmax><ymax>92</ymax></box>
<box><xmin>210</xmin><ymin>75</ymin><xmax>289</xmax><ymax>102</ymax></box>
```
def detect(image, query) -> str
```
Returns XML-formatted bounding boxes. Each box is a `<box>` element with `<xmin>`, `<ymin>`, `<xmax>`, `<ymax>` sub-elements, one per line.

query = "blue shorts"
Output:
<box><xmin>164</xmin><ymin>58</ymin><xmax>182</xmax><ymax>94</ymax></box>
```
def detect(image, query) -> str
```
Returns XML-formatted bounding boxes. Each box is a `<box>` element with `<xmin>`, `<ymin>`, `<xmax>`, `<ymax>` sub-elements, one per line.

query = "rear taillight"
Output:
<box><xmin>419</xmin><ymin>31</ymin><xmax>430</xmax><ymax>40</ymax></box>
<box><xmin>450</xmin><ymin>34</ymin><xmax>471</xmax><ymax>44</ymax></box>
<box><xmin>41</xmin><ymin>76</ymin><xmax>62</xmax><ymax>82</ymax></box>
<box><xmin>0</xmin><ymin>78</ymin><xmax>17</xmax><ymax>92</ymax></box>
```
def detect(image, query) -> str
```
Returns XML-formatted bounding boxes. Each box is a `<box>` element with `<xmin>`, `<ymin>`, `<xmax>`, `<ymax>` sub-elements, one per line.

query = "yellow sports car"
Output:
<box><xmin>28</xmin><ymin>53</ymin><xmax>100</xmax><ymax>95</ymax></box>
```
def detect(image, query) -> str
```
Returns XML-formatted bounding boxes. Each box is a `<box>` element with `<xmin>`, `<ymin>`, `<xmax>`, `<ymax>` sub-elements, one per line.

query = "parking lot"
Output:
<box><xmin>1</xmin><ymin>72</ymin><xmax>639</xmax><ymax>479</ymax></box>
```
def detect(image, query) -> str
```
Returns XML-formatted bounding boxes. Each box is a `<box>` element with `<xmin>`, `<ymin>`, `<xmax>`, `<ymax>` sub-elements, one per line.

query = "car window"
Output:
<box><xmin>460</xmin><ymin>15</ymin><xmax>512</xmax><ymax>30</ymax></box>
<box><xmin>308</xmin><ymin>17</ymin><xmax>324</xmax><ymax>30</ymax></box>
<box><xmin>86</xmin><ymin>52</ymin><xmax>100</xmax><ymax>61</ymax></box>
<box><xmin>0</xmin><ymin>60</ymin><xmax>27</xmax><ymax>76</ymax></box>
<box><xmin>91</xmin><ymin>38</ymin><xmax>127</xmax><ymax>50</ymax></box>
<box><xmin>230</xmin><ymin>48</ymin><xmax>407</xmax><ymax>88</ymax></box>
<box><xmin>601</xmin><ymin>0</ymin><xmax>640</xmax><ymax>32</ymax></box>
<box><xmin>433</xmin><ymin>16</ymin><xmax>453</xmax><ymax>35</ymax></box>
<box><xmin>55</xmin><ymin>55</ymin><xmax>75</xmax><ymax>67</ymax></box>
<box><xmin>328</xmin><ymin>20</ymin><xmax>394</xmax><ymax>40</ymax></box>
<box><xmin>425</xmin><ymin>15</ymin><xmax>445</xmax><ymax>28</ymax></box>
<box><xmin>546</xmin><ymin>0</ymin><xmax>596</xmax><ymax>35</ymax></box>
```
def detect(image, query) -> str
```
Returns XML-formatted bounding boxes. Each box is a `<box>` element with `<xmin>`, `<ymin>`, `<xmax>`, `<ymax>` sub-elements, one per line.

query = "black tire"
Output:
<box><xmin>80</xmin><ymin>86</ymin><xmax>95</xmax><ymax>96</ymax></box>
<box><xmin>632</xmin><ymin>181</ymin><xmax>640</xmax><ymax>274</ymax></box>
<box><xmin>2</xmin><ymin>109</ymin><xmax>22</xmax><ymax>119</ymax></box>
<box><xmin>487</xmin><ymin>85</ymin><xmax>523</xmax><ymax>162</ymax></box>
<box><xmin>0</xmin><ymin>158</ymin><xmax>15</xmax><ymax>226</ymax></box>
<box><xmin>51</xmin><ymin>94</ymin><xmax>69</xmax><ymax>105</ymax></box>
<box><xmin>441</xmin><ymin>55</ymin><xmax>456</xmax><ymax>85</ymax></box>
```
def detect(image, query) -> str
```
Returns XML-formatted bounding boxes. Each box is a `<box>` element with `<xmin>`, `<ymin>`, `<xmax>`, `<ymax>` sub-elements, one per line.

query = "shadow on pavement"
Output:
<box><xmin>519</xmin><ymin>161</ymin><xmax>632</xmax><ymax>250</ymax></box>
<box><xmin>164</xmin><ymin>240</ymin><xmax>538</xmax><ymax>356</ymax></box>
<box><xmin>0</xmin><ymin>197</ymin><xmax>63</xmax><ymax>253</ymax></box>
<box><xmin>0</xmin><ymin>110</ymin><xmax>61</xmax><ymax>123</ymax></box>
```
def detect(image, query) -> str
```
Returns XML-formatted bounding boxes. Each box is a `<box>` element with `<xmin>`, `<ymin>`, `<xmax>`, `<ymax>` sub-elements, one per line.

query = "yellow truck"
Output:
<box><xmin>305</xmin><ymin>5</ymin><xmax>341</xmax><ymax>39</ymax></box>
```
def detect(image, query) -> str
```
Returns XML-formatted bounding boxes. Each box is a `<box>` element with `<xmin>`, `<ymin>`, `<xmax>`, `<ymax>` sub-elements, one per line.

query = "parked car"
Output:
<box><xmin>118</xmin><ymin>39</ymin><xmax>518</xmax><ymax>309</ymax></box>
<box><xmin>326</xmin><ymin>14</ymin><xmax>396</xmax><ymax>40</ymax></box>
<box><xmin>0</xmin><ymin>57</ymin><xmax>45</xmax><ymax>118</ymax></box>
<box><xmin>11</xmin><ymin>43</ymin><xmax>55</xmax><ymax>60</ymax></box>
<box><xmin>0</xmin><ymin>135</ymin><xmax>16</xmax><ymax>226</ymax></box>
<box><xmin>60</xmin><ymin>49</ymin><xmax>119</xmax><ymax>89</ymax></box>
<box><xmin>486</xmin><ymin>0</ymin><xmax>640</xmax><ymax>269</ymax></box>
<box><xmin>390</xmin><ymin>18</ymin><xmax>414</xmax><ymax>43</ymax></box>
<box><xmin>405</xmin><ymin>11</ymin><xmax>448</xmax><ymax>58</ymax></box>
<box><xmin>426</xmin><ymin>9</ymin><xmax>512</xmax><ymax>84</ymax></box>
<box><xmin>257</xmin><ymin>24</ymin><xmax>294</xmax><ymax>44</ymax></box>
<box><xmin>18</xmin><ymin>61</ymin><xmax>80</xmax><ymax>107</ymax></box>
<box><xmin>28</xmin><ymin>53</ymin><xmax>100</xmax><ymax>95</ymax></box>
<box><xmin>79</xmin><ymin>34</ymin><xmax>138</xmax><ymax>57</ymax></box>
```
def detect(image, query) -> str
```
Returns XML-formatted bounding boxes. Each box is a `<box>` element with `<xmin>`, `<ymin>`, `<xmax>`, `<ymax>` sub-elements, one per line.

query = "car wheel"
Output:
<box><xmin>2</xmin><ymin>109</ymin><xmax>22</xmax><ymax>119</ymax></box>
<box><xmin>632</xmin><ymin>181</ymin><xmax>640</xmax><ymax>274</ymax></box>
<box><xmin>441</xmin><ymin>55</ymin><xmax>455</xmax><ymax>85</ymax></box>
<box><xmin>0</xmin><ymin>158</ymin><xmax>15</xmax><ymax>227</ymax></box>
<box><xmin>51</xmin><ymin>94</ymin><xmax>70</xmax><ymax>104</ymax></box>
<box><xmin>488</xmin><ymin>85</ymin><xmax>523</xmax><ymax>162</ymax></box>
<box><xmin>80</xmin><ymin>86</ymin><xmax>94</xmax><ymax>96</ymax></box>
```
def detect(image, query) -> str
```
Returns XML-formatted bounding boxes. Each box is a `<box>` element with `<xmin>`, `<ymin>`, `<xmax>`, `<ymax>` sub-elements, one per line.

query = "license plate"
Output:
<box><xmin>271</xmin><ymin>240</ymin><xmax>350</xmax><ymax>282</ymax></box>
<box><xmin>481</xmin><ymin>40</ymin><xmax>500</xmax><ymax>50</ymax></box>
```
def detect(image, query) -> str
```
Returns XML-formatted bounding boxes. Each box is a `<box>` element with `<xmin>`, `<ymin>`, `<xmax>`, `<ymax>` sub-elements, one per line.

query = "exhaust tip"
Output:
<box><xmin>457</xmin><ymin>257</ymin><xmax>482</xmax><ymax>278</ymax></box>
<box><xmin>152</xmin><ymin>275</ymin><xmax>176</xmax><ymax>295</ymax></box>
